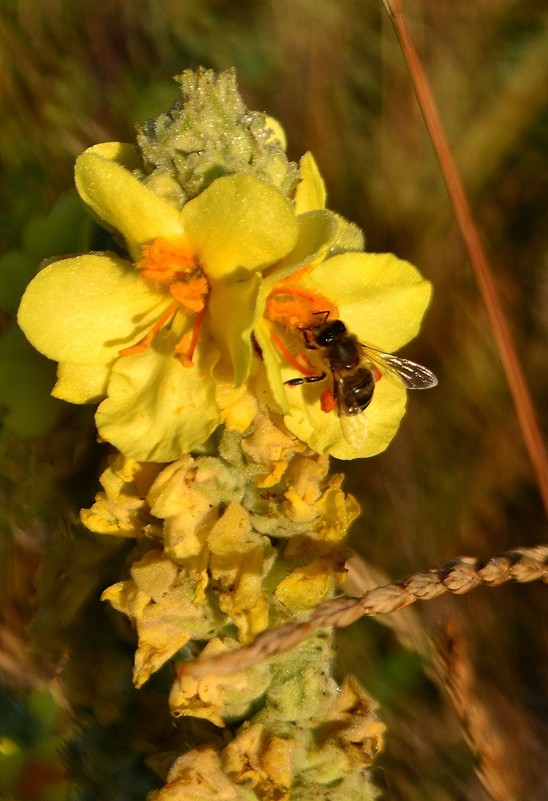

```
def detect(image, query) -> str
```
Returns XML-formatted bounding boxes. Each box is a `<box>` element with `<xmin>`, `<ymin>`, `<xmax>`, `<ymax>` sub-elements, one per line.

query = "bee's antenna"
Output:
<box><xmin>311</xmin><ymin>310</ymin><xmax>331</xmax><ymax>323</ymax></box>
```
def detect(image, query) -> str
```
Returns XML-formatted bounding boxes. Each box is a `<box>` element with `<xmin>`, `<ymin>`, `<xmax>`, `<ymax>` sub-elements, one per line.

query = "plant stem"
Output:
<box><xmin>382</xmin><ymin>0</ymin><xmax>548</xmax><ymax>517</ymax></box>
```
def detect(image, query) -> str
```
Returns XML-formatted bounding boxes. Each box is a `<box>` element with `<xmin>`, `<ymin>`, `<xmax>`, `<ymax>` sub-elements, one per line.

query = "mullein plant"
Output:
<box><xmin>14</xmin><ymin>68</ymin><xmax>434</xmax><ymax>799</ymax></box>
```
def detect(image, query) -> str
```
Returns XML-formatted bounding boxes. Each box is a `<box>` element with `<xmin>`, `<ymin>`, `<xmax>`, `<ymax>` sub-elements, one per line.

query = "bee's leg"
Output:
<box><xmin>300</xmin><ymin>311</ymin><xmax>330</xmax><ymax>349</ymax></box>
<box><xmin>302</xmin><ymin>329</ymin><xmax>317</xmax><ymax>350</ymax></box>
<box><xmin>285</xmin><ymin>372</ymin><xmax>326</xmax><ymax>387</ymax></box>
<box><xmin>294</xmin><ymin>325</ymin><xmax>316</xmax><ymax>350</ymax></box>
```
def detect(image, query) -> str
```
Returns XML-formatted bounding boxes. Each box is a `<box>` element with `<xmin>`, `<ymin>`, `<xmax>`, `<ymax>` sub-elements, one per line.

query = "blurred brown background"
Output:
<box><xmin>1</xmin><ymin>1</ymin><xmax>546</xmax><ymax>799</ymax></box>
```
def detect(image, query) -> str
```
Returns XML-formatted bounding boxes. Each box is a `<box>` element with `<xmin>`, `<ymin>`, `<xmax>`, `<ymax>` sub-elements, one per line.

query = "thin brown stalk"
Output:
<box><xmin>381</xmin><ymin>0</ymin><xmax>548</xmax><ymax>516</ymax></box>
<box><xmin>179</xmin><ymin>546</ymin><xmax>548</xmax><ymax>678</ymax></box>
<box><xmin>433</xmin><ymin>620</ymin><xmax>521</xmax><ymax>801</ymax></box>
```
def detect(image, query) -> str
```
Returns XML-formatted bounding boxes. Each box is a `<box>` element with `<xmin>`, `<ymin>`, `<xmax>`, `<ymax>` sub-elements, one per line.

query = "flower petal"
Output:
<box><xmin>96</xmin><ymin>328</ymin><xmax>221</xmax><ymax>461</ymax></box>
<box><xmin>83</xmin><ymin>141</ymin><xmax>142</xmax><ymax>169</ymax></box>
<box><xmin>329</xmin><ymin>213</ymin><xmax>365</xmax><ymax>254</ymax></box>
<box><xmin>53</xmin><ymin>361</ymin><xmax>111</xmax><ymax>403</ymax></box>
<box><xmin>294</xmin><ymin>152</ymin><xmax>326</xmax><ymax>214</ymax></box>
<box><xmin>252</xmin><ymin>319</ymin><xmax>289</xmax><ymax>413</ymax></box>
<box><xmin>207</xmin><ymin>275</ymin><xmax>261</xmax><ymax>385</ymax></box>
<box><xmin>181</xmin><ymin>174</ymin><xmax>298</xmax><ymax>279</ymax></box>
<box><xmin>273</xmin><ymin>210</ymin><xmax>338</xmax><ymax>273</ymax></box>
<box><xmin>303</xmin><ymin>252</ymin><xmax>432</xmax><ymax>352</ymax></box>
<box><xmin>248</xmin><ymin>212</ymin><xmax>341</xmax><ymax>404</ymax></box>
<box><xmin>75</xmin><ymin>152</ymin><xmax>184</xmax><ymax>260</ymax></box>
<box><xmin>275</xmin><ymin>558</ymin><xmax>335</xmax><ymax>610</ymax></box>
<box><xmin>283</xmin><ymin>372</ymin><xmax>407</xmax><ymax>459</ymax></box>
<box><xmin>18</xmin><ymin>254</ymin><xmax>169</xmax><ymax>365</ymax></box>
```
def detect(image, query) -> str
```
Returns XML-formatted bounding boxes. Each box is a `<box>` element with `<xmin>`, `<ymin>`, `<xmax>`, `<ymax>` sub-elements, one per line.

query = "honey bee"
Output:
<box><xmin>285</xmin><ymin>314</ymin><xmax>438</xmax><ymax>449</ymax></box>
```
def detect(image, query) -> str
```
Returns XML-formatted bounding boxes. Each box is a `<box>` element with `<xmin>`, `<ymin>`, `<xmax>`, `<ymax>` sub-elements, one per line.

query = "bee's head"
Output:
<box><xmin>314</xmin><ymin>318</ymin><xmax>347</xmax><ymax>346</ymax></box>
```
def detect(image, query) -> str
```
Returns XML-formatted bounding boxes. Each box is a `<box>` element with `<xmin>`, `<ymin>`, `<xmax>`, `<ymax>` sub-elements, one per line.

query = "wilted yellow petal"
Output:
<box><xmin>275</xmin><ymin>559</ymin><xmax>335</xmax><ymax>610</ymax></box>
<box><xmin>146</xmin><ymin>458</ymin><xmax>218</xmax><ymax>562</ymax></box>
<box><xmin>223</xmin><ymin>723</ymin><xmax>294</xmax><ymax>798</ymax></box>
<box><xmin>81</xmin><ymin>453</ymin><xmax>162</xmax><ymax>537</ymax></box>
<box><xmin>148</xmin><ymin>746</ymin><xmax>243</xmax><ymax>801</ymax></box>
<box><xmin>170</xmin><ymin>639</ymin><xmax>271</xmax><ymax>727</ymax></box>
<box><xmin>317</xmin><ymin>675</ymin><xmax>386</xmax><ymax>763</ymax></box>
<box><xmin>208</xmin><ymin>504</ymin><xmax>269</xmax><ymax>639</ymax></box>
<box><xmin>241</xmin><ymin>416</ymin><xmax>304</xmax><ymax>486</ymax></box>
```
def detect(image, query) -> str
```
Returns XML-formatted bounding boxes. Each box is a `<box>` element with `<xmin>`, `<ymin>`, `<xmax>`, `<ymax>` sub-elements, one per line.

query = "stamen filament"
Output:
<box><xmin>186</xmin><ymin>306</ymin><xmax>206</xmax><ymax>363</ymax></box>
<box><xmin>270</xmin><ymin>330</ymin><xmax>317</xmax><ymax>376</ymax></box>
<box><xmin>119</xmin><ymin>302</ymin><xmax>178</xmax><ymax>357</ymax></box>
<box><xmin>174</xmin><ymin>307</ymin><xmax>207</xmax><ymax>367</ymax></box>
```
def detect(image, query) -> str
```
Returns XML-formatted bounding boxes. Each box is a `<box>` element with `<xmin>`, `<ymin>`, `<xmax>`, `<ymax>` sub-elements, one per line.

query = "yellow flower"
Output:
<box><xmin>18</xmin><ymin>142</ymin><xmax>299</xmax><ymax>461</ymax></box>
<box><xmin>253</xmin><ymin>249</ymin><xmax>434</xmax><ymax>459</ymax></box>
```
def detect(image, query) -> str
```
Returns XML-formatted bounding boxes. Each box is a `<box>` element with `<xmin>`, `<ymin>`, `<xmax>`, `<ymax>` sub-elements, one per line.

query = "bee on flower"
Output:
<box><xmin>250</xmin><ymin>211</ymin><xmax>435</xmax><ymax>458</ymax></box>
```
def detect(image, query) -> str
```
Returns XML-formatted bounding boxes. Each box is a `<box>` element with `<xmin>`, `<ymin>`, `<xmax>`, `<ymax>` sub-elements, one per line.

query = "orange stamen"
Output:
<box><xmin>270</xmin><ymin>330</ymin><xmax>317</xmax><ymax>376</ymax></box>
<box><xmin>174</xmin><ymin>307</ymin><xmax>206</xmax><ymax>367</ymax></box>
<box><xmin>266</xmin><ymin>288</ymin><xmax>338</xmax><ymax>330</ymax></box>
<box><xmin>137</xmin><ymin>238</ymin><xmax>197</xmax><ymax>285</ymax></box>
<box><xmin>121</xmin><ymin>237</ymin><xmax>211</xmax><ymax>362</ymax></box>
<box><xmin>119</xmin><ymin>302</ymin><xmax>178</xmax><ymax>357</ymax></box>
<box><xmin>265</xmin><ymin>271</ymin><xmax>339</xmax><ymax>379</ymax></box>
<box><xmin>266</xmin><ymin>267</ymin><xmax>338</xmax><ymax>330</ymax></box>
<box><xmin>169</xmin><ymin>276</ymin><xmax>209</xmax><ymax>313</ymax></box>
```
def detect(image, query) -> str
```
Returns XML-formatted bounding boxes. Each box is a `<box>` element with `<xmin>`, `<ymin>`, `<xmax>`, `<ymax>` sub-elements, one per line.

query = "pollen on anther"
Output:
<box><xmin>266</xmin><ymin>272</ymin><xmax>338</xmax><ymax>331</ymax></box>
<box><xmin>137</xmin><ymin>237</ymin><xmax>197</xmax><ymax>285</ymax></box>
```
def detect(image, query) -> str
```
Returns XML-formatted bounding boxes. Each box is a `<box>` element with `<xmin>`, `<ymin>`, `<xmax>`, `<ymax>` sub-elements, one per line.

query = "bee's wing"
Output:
<box><xmin>364</xmin><ymin>348</ymin><xmax>438</xmax><ymax>390</ymax></box>
<box><xmin>339</xmin><ymin>410</ymin><xmax>369</xmax><ymax>450</ymax></box>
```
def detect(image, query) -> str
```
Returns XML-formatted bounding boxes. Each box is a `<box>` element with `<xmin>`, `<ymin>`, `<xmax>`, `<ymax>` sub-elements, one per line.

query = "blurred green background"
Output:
<box><xmin>1</xmin><ymin>1</ymin><xmax>547</xmax><ymax>799</ymax></box>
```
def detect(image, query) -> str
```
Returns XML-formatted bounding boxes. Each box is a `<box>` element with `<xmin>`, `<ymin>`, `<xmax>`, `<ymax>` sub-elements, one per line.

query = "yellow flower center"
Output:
<box><xmin>120</xmin><ymin>237</ymin><xmax>209</xmax><ymax>364</ymax></box>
